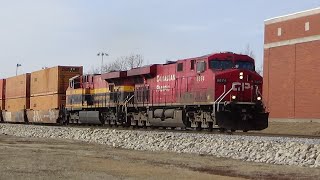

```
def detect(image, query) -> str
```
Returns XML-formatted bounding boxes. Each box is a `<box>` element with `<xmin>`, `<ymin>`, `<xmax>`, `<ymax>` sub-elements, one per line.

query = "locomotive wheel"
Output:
<box><xmin>108</xmin><ymin>120</ymin><xmax>112</xmax><ymax>127</ymax></box>
<box><xmin>208</xmin><ymin>122</ymin><xmax>213</xmax><ymax>132</ymax></box>
<box><xmin>143</xmin><ymin>121</ymin><xmax>147</xmax><ymax>129</ymax></box>
<box><xmin>196</xmin><ymin>122</ymin><xmax>202</xmax><ymax>131</ymax></box>
<box><xmin>133</xmin><ymin>120</ymin><xmax>139</xmax><ymax>129</ymax></box>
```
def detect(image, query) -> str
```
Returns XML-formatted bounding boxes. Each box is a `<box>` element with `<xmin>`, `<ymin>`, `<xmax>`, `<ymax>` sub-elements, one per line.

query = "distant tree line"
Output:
<box><xmin>88</xmin><ymin>53</ymin><xmax>144</xmax><ymax>74</ymax></box>
<box><xmin>242</xmin><ymin>44</ymin><xmax>263</xmax><ymax>76</ymax></box>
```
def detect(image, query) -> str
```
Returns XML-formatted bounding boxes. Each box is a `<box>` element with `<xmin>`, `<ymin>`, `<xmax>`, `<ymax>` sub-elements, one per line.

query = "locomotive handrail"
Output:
<box><xmin>213</xmin><ymin>85</ymin><xmax>232</xmax><ymax>113</ymax></box>
<box><xmin>124</xmin><ymin>95</ymin><xmax>134</xmax><ymax>105</ymax></box>
<box><xmin>217</xmin><ymin>87</ymin><xmax>233</xmax><ymax>112</ymax></box>
<box><xmin>214</xmin><ymin>85</ymin><xmax>226</xmax><ymax>103</ymax></box>
<box><xmin>213</xmin><ymin>85</ymin><xmax>226</xmax><ymax>117</ymax></box>
<box><xmin>121</xmin><ymin>94</ymin><xmax>134</xmax><ymax>112</ymax></box>
<box><xmin>255</xmin><ymin>86</ymin><xmax>262</xmax><ymax>97</ymax></box>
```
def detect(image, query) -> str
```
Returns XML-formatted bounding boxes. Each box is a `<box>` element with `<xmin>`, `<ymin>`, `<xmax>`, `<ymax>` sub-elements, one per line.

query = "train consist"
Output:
<box><xmin>0</xmin><ymin>52</ymin><xmax>269</xmax><ymax>131</ymax></box>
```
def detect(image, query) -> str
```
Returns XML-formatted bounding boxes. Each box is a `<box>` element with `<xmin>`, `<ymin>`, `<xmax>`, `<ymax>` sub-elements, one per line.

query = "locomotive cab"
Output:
<box><xmin>66</xmin><ymin>75</ymin><xmax>83</xmax><ymax>110</ymax></box>
<box><xmin>207</xmin><ymin>53</ymin><xmax>268</xmax><ymax>131</ymax></box>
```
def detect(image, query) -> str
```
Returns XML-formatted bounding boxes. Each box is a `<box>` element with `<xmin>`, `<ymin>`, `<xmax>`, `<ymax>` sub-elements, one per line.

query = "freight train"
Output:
<box><xmin>0</xmin><ymin>52</ymin><xmax>269</xmax><ymax>132</ymax></box>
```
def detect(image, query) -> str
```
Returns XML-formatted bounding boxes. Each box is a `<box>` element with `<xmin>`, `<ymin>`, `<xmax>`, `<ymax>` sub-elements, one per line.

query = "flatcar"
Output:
<box><xmin>65</xmin><ymin>52</ymin><xmax>268</xmax><ymax>131</ymax></box>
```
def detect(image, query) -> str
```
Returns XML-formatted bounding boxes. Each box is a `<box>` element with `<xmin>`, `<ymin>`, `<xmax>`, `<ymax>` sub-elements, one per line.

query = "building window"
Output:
<box><xmin>177</xmin><ymin>63</ymin><xmax>183</xmax><ymax>72</ymax></box>
<box><xmin>277</xmin><ymin>27</ymin><xmax>282</xmax><ymax>36</ymax></box>
<box><xmin>191</xmin><ymin>60</ymin><xmax>195</xmax><ymax>70</ymax></box>
<box><xmin>305</xmin><ymin>22</ymin><xmax>310</xmax><ymax>31</ymax></box>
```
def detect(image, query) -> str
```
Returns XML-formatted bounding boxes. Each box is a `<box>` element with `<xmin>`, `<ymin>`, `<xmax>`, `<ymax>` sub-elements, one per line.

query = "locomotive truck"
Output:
<box><xmin>65</xmin><ymin>52</ymin><xmax>268</xmax><ymax>131</ymax></box>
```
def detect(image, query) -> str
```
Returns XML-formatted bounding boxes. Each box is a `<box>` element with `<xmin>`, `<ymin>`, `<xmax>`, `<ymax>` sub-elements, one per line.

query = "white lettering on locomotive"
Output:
<box><xmin>156</xmin><ymin>85</ymin><xmax>171</xmax><ymax>92</ymax></box>
<box><xmin>156</xmin><ymin>74</ymin><xmax>175</xmax><ymax>82</ymax></box>
<box><xmin>232</xmin><ymin>82</ymin><xmax>251</xmax><ymax>91</ymax></box>
<box><xmin>196</xmin><ymin>75</ymin><xmax>205</xmax><ymax>82</ymax></box>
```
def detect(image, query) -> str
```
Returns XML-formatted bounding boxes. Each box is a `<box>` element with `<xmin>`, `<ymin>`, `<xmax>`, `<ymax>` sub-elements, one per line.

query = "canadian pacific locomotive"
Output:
<box><xmin>65</xmin><ymin>52</ymin><xmax>269</xmax><ymax>131</ymax></box>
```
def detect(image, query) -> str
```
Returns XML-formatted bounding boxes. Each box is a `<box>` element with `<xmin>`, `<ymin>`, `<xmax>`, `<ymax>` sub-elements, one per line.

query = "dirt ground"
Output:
<box><xmin>258</xmin><ymin>122</ymin><xmax>320</xmax><ymax>136</ymax></box>
<box><xmin>0</xmin><ymin>135</ymin><xmax>319</xmax><ymax>180</ymax></box>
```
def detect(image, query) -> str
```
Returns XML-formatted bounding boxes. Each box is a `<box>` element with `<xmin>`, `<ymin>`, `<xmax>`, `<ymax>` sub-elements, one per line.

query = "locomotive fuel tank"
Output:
<box><xmin>149</xmin><ymin>109</ymin><xmax>185</xmax><ymax>127</ymax></box>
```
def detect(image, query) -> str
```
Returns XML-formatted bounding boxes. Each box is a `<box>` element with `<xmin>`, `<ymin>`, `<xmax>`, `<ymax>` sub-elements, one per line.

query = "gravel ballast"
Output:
<box><xmin>0</xmin><ymin>124</ymin><xmax>319</xmax><ymax>168</ymax></box>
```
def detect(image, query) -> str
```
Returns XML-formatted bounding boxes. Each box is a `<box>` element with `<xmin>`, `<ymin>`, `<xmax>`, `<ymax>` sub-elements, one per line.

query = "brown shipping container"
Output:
<box><xmin>6</xmin><ymin>74</ymin><xmax>31</xmax><ymax>99</ymax></box>
<box><xmin>30</xmin><ymin>94</ymin><xmax>66</xmax><ymax>110</ymax></box>
<box><xmin>0</xmin><ymin>79</ymin><xmax>5</xmax><ymax>100</ymax></box>
<box><xmin>0</xmin><ymin>99</ymin><xmax>4</xmax><ymax>110</ymax></box>
<box><xmin>5</xmin><ymin>97</ymin><xmax>30</xmax><ymax>112</ymax></box>
<box><xmin>31</xmin><ymin>66</ymin><xmax>83</xmax><ymax>96</ymax></box>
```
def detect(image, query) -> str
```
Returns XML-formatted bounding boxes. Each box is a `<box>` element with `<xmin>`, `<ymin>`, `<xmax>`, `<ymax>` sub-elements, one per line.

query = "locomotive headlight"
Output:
<box><xmin>257</xmin><ymin>96</ymin><xmax>262</xmax><ymax>101</ymax></box>
<box><xmin>239</xmin><ymin>72</ymin><xmax>244</xmax><ymax>80</ymax></box>
<box><xmin>231</xmin><ymin>95</ymin><xmax>237</xmax><ymax>100</ymax></box>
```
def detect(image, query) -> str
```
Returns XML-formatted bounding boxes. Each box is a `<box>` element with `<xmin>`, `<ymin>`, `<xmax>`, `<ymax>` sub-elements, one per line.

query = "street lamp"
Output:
<box><xmin>97</xmin><ymin>52</ymin><xmax>108</xmax><ymax>74</ymax></box>
<box><xmin>16</xmin><ymin>63</ymin><xmax>22</xmax><ymax>76</ymax></box>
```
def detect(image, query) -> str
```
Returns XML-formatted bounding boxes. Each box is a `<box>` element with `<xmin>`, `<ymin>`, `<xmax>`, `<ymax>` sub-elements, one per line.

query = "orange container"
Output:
<box><xmin>30</xmin><ymin>94</ymin><xmax>66</xmax><ymax>110</ymax></box>
<box><xmin>30</xmin><ymin>66</ymin><xmax>83</xmax><ymax>96</ymax></box>
<box><xmin>5</xmin><ymin>74</ymin><xmax>30</xmax><ymax>99</ymax></box>
<box><xmin>5</xmin><ymin>97</ymin><xmax>30</xmax><ymax>112</ymax></box>
<box><xmin>0</xmin><ymin>99</ymin><xmax>4</xmax><ymax>110</ymax></box>
<box><xmin>0</xmin><ymin>79</ymin><xmax>5</xmax><ymax>100</ymax></box>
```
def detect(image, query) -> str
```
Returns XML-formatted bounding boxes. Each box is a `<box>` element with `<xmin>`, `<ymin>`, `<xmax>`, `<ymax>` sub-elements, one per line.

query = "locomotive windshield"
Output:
<box><xmin>209</xmin><ymin>60</ymin><xmax>233</xmax><ymax>70</ymax></box>
<box><xmin>209</xmin><ymin>60</ymin><xmax>254</xmax><ymax>71</ymax></box>
<box><xmin>235</xmin><ymin>61</ymin><xmax>254</xmax><ymax>71</ymax></box>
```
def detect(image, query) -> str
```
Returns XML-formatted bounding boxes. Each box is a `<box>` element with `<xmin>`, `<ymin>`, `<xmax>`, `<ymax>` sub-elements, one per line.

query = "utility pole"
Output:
<box><xmin>97</xmin><ymin>52</ymin><xmax>108</xmax><ymax>74</ymax></box>
<box><xmin>16</xmin><ymin>63</ymin><xmax>21</xmax><ymax>76</ymax></box>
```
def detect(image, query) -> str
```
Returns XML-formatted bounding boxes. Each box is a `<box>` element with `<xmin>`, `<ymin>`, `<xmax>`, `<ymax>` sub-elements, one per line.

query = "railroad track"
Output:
<box><xmin>4</xmin><ymin>122</ymin><xmax>318</xmax><ymax>140</ymax></box>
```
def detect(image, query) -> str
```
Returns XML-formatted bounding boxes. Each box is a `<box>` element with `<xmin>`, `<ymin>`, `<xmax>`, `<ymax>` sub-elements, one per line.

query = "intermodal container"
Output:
<box><xmin>5</xmin><ymin>74</ymin><xmax>31</xmax><ymax>99</ymax></box>
<box><xmin>0</xmin><ymin>99</ymin><xmax>4</xmax><ymax>110</ymax></box>
<box><xmin>5</xmin><ymin>97</ymin><xmax>30</xmax><ymax>112</ymax></box>
<box><xmin>30</xmin><ymin>94</ymin><xmax>66</xmax><ymax>110</ymax></box>
<box><xmin>30</xmin><ymin>66</ymin><xmax>83</xmax><ymax>96</ymax></box>
<box><xmin>0</xmin><ymin>79</ymin><xmax>5</xmax><ymax>100</ymax></box>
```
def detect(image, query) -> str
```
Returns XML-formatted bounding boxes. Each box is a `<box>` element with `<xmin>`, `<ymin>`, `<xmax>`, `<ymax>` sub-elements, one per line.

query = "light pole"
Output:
<box><xmin>16</xmin><ymin>63</ymin><xmax>21</xmax><ymax>76</ymax></box>
<box><xmin>97</xmin><ymin>52</ymin><xmax>108</xmax><ymax>74</ymax></box>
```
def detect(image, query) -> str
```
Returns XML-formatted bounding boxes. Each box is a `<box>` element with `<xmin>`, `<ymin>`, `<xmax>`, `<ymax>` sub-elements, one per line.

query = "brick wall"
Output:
<box><xmin>264</xmin><ymin>8</ymin><xmax>320</xmax><ymax>120</ymax></box>
<box><xmin>265</xmin><ymin>13</ymin><xmax>320</xmax><ymax>44</ymax></box>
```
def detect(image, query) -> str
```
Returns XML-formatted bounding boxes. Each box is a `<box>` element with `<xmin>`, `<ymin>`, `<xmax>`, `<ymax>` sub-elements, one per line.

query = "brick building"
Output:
<box><xmin>263</xmin><ymin>8</ymin><xmax>320</xmax><ymax>122</ymax></box>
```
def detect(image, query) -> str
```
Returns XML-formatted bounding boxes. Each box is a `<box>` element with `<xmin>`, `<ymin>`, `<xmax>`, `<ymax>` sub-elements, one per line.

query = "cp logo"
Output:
<box><xmin>232</xmin><ymin>82</ymin><xmax>251</xmax><ymax>91</ymax></box>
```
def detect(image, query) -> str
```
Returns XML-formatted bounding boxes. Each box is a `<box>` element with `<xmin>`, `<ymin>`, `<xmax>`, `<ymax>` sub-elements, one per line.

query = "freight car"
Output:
<box><xmin>0</xmin><ymin>66</ymin><xmax>83</xmax><ymax>123</ymax></box>
<box><xmin>65</xmin><ymin>52</ymin><xmax>268</xmax><ymax>131</ymax></box>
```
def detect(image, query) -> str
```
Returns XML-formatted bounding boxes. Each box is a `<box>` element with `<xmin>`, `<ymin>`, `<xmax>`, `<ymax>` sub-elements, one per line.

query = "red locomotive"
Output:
<box><xmin>66</xmin><ymin>52</ymin><xmax>268</xmax><ymax>131</ymax></box>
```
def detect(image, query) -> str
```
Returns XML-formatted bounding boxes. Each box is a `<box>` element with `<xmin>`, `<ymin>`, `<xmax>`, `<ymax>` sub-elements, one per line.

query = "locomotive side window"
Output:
<box><xmin>191</xmin><ymin>60</ymin><xmax>195</xmax><ymax>70</ymax></box>
<box><xmin>109</xmin><ymin>84</ymin><xmax>115</xmax><ymax>92</ymax></box>
<box><xmin>196</xmin><ymin>61</ymin><xmax>206</xmax><ymax>73</ymax></box>
<box><xmin>177</xmin><ymin>63</ymin><xmax>183</xmax><ymax>72</ymax></box>
<box><xmin>70</xmin><ymin>77</ymin><xmax>81</xmax><ymax>89</ymax></box>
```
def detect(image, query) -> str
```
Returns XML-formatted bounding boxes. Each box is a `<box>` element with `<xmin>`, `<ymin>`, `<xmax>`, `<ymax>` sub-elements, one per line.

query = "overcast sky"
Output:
<box><xmin>0</xmin><ymin>0</ymin><xmax>319</xmax><ymax>77</ymax></box>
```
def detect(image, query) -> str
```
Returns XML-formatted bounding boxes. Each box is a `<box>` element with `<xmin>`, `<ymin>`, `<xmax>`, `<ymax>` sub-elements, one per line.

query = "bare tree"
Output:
<box><xmin>243</xmin><ymin>44</ymin><xmax>255</xmax><ymax>59</ymax></box>
<box><xmin>87</xmin><ymin>65</ymin><xmax>100</xmax><ymax>74</ymax></box>
<box><xmin>102</xmin><ymin>53</ymin><xmax>144</xmax><ymax>73</ymax></box>
<box><xmin>256</xmin><ymin>64</ymin><xmax>263</xmax><ymax>76</ymax></box>
<box><xmin>126</xmin><ymin>54</ymin><xmax>144</xmax><ymax>69</ymax></box>
<box><xmin>242</xmin><ymin>44</ymin><xmax>263</xmax><ymax>75</ymax></box>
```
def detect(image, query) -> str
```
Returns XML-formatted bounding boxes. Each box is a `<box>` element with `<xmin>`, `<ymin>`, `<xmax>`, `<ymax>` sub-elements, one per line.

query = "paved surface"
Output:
<box><xmin>0</xmin><ymin>135</ymin><xmax>320</xmax><ymax>180</ymax></box>
<box><xmin>259</xmin><ymin>122</ymin><xmax>320</xmax><ymax>136</ymax></box>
